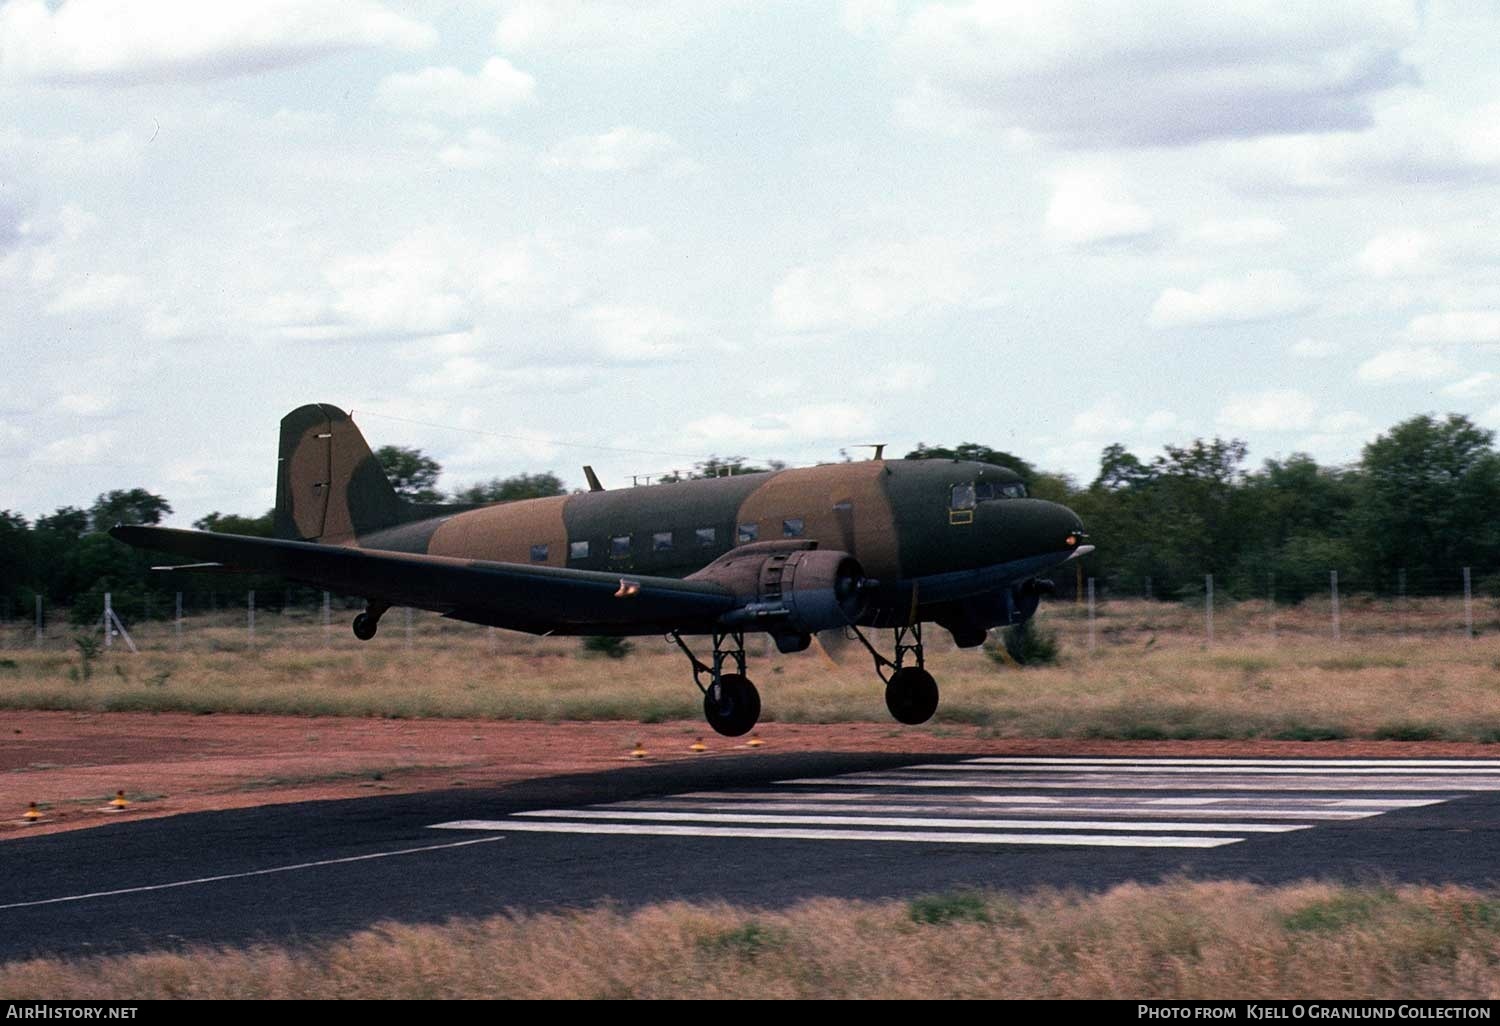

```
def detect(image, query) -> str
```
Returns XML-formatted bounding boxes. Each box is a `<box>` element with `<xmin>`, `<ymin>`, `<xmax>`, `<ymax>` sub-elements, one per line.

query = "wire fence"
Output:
<box><xmin>2</xmin><ymin>567</ymin><xmax>1495</xmax><ymax>656</ymax></box>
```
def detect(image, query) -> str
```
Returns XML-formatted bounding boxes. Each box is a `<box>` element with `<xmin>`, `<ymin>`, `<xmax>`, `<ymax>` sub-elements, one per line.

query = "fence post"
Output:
<box><xmin>1144</xmin><ymin>576</ymin><xmax>1152</xmax><ymax>601</ymax></box>
<box><xmin>1463</xmin><ymin>567</ymin><xmax>1473</xmax><ymax>640</ymax></box>
<box><xmin>1205</xmin><ymin>573</ymin><xmax>1214</xmax><ymax>645</ymax></box>
<box><xmin>1267</xmin><ymin>572</ymin><xmax>1276</xmax><ymax>639</ymax></box>
<box><xmin>1087</xmin><ymin>577</ymin><xmax>1096</xmax><ymax>653</ymax></box>
<box><xmin>404</xmin><ymin>606</ymin><xmax>413</xmax><ymax>650</ymax></box>
<box><xmin>248</xmin><ymin>590</ymin><xmax>255</xmax><ymax>642</ymax></box>
<box><xmin>1330</xmin><ymin>570</ymin><xmax>1341</xmax><ymax>641</ymax></box>
<box><xmin>104</xmin><ymin>591</ymin><xmax>113</xmax><ymax>649</ymax></box>
<box><xmin>35</xmin><ymin>594</ymin><xmax>42</xmax><ymax>647</ymax></box>
<box><xmin>1398</xmin><ymin>568</ymin><xmax>1407</xmax><ymax>638</ymax></box>
<box><xmin>175</xmin><ymin>592</ymin><xmax>183</xmax><ymax>648</ymax></box>
<box><xmin>323</xmin><ymin>591</ymin><xmax>331</xmax><ymax>647</ymax></box>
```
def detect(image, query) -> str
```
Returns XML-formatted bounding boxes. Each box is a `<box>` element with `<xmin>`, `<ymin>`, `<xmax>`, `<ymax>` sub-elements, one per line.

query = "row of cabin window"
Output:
<box><xmin>533</xmin><ymin>517</ymin><xmax>808</xmax><ymax>563</ymax></box>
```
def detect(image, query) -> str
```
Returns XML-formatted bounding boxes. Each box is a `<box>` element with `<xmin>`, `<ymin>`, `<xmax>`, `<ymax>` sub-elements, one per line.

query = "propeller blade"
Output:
<box><xmin>813</xmin><ymin>627</ymin><xmax>860</xmax><ymax>666</ymax></box>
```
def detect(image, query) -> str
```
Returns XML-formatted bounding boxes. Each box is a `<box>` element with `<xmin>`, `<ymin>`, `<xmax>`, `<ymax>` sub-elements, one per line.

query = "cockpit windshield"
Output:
<box><xmin>951</xmin><ymin>480</ymin><xmax>1027</xmax><ymax>509</ymax></box>
<box><xmin>978</xmin><ymin>481</ymin><xmax>1027</xmax><ymax>500</ymax></box>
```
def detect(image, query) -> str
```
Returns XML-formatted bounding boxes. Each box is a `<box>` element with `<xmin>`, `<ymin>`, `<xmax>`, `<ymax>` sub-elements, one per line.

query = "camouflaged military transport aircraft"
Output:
<box><xmin>112</xmin><ymin>403</ymin><xmax>1092</xmax><ymax>737</ymax></box>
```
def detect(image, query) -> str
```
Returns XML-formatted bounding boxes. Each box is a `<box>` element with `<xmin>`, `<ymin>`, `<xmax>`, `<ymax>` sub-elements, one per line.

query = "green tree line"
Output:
<box><xmin>2</xmin><ymin>413</ymin><xmax>1496</xmax><ymax>626</ymax></box>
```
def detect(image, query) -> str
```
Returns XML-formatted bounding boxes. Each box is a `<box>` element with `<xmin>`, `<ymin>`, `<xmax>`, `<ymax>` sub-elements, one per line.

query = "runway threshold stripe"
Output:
<box><xmin>910</xmin><ymin>763</ymin><xmax>1500</xmax><ymax>776</ymax></box>
<box><xmin>616</xmin><ymin>800</ymin><xmax>1405</xmax><ymax>820</ymax></box>
<box><xmin>666</xmin><ymin>791</ymin><xmax>1444</xmax><ymax>810</ymax></box>
<box><xmin>964</xmin><ymin>758</ymin><xmax>1500</xmax><ymax>768</ymax></box>
<box><xmin>429</xmin><ymin>820</ymin><xmax>1240</xmax><ymax>848</ymax></box>
<box><xmin>511</xmin><ymin>809</ymin><xmax>1305</xmax><ymax>833</ymax></box>
<box><xmin>0</xmin><ymin>835</ymin><xmax>509</xmax><ymax>912</ymax></box>
<box><xmin>776</xmin><ymin>776</ymin><xmax>1481</xmax><ymax>792</ymax></box>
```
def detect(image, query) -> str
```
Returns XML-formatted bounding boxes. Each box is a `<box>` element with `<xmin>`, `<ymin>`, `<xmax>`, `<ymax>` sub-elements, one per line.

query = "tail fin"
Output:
<box><xmin>275</xmin><ymin>404</ymin><xmax>406</xmax><ymax>542</ymax></box>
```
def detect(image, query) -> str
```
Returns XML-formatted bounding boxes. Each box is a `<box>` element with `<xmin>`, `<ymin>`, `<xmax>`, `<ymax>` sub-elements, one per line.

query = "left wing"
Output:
<box><xmin>111</xmin><ymin>525</ymin><xmax>736</xmax><ymax>634</ymax></box>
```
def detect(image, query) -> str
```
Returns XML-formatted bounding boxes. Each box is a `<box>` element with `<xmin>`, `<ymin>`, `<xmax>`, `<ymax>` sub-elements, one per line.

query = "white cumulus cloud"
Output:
<box><xmin>1356</xmin><ymin>347</ymin><xmax>1461</xmax><ymax>384</ymax></box>
<box><xmin>1406</xmin><ymin>310</ymin><xmax>1500</xmax><ymax>344</ymax></box>
<box><xmin>1291</xmin><ymin>337</ymin><xmax>1340</xmax><ymax>358</ymax></box>
<box><xmin>771</xmin><ymin>238</ymin><xmax>974</xmax><ymax>332</ymax></box>
<box><xmin>1183</xmin><ymin>218</ymin><xmax>1287</xmax><ymax>247</ymax></box>
<box><xmin>494</xmin><ymin>0</ymin><xmax>721</xmax><ymax>57</ymax></box>
<box><xmin>0</xmin><ymin>0</ymin><xmax>435</xmax><ymax>85</ymax></box>
<box><xmin>1357</xmin><ymin>230</ymin><xmax>1434</xmax><ymax>278</ymax></box>
<box><xmin>1149</xmin><ymin>269</ymin><xmax>1314</xmax><ymax>328</ymax></box>
<box><xmin>579</xmin><ymin>304</ymin><xmax>690</xmax><ymax>362</ymax></box>
<box><xmin>1218</xmin><ymin>389</ymin><xmax>1317</xmax><ymax>432</ymax></box>
<box><xmin>1043</xmin><ymin>167</ymin><xmax>1154</xmax><ymax>247</ymax></box>
<box><xmin>543</xmin><ymin>126</ymin><xmax>693</xmax><ymax>174</ymax></box>
<box><xmin>885</xmin><ymin>1</ymin><xmax>1417</xmax><ymax>147</ymax></box>
<box><xmin>1444</xmin><ymin>372</ymin><xmax>1500</xmax><ymax>399</ymax></box>
<box><xmin>376</xmin><ymin>57</ymin><xmax>536</xmax><ymax>118</ymax></box>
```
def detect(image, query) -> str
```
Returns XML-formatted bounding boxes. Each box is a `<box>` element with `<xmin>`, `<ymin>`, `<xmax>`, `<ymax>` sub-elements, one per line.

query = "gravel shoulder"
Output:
<box><xmin>7</xmin><ymin>710</ymin><xmax>1499</xmax><ymax>839</ymax></box>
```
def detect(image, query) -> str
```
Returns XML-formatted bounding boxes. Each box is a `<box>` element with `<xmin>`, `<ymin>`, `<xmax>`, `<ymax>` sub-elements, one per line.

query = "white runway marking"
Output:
<box><xmin>430</xmin><ymin>757</ymin><xmax>1487</xmax><ymax>850</ymax></box>
<box><xmin>607</xmin><ymin>799</ymin><xmax>1429</xmax><ymax>820</ymax></box>
<box><xmin>966</xmin><ymin>758</ymin><xmax>1500</xmax><ymax>768</ymax></box>
<box><xmin>511</xmin><ymin>808</ymin><xmax>1306</xmax><ymax>833</ymax></box>
<box><xmin>0</xmin><ymin>836</ymin><xmax>508</xmax><ymax>912</ymax></box>
<box><xmin>911</xmin><ymin>762</ymin><xmax>1500</xmax><ymax>776</ymax></box>
<box><xmin>430</xmin><ymin>820</ymin><xmax>1240</xmax><ymax>848</ymax></box>
<box><xmin>779</xmin><ymin>774</ymin><xmax>1490</xmax><ymax>792</ymax></box>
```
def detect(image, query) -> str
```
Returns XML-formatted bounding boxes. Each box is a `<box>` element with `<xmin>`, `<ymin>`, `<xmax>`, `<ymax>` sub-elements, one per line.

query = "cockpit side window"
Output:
<box><xmin>973</xmin><ymin>480</ymin><xmax>1027</xmax><ymax>501</ymax></box>
<box><xmin>950</xmin><ymin>483</ymin><xmax>977</xmax><ymax>510</ymax></box>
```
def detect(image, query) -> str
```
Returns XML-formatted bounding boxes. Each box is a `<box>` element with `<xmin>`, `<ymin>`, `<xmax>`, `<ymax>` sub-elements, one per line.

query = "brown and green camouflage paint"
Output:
<box><xmin>274</xmin><ymin>403</ymin><xmax>1084</xmax><ymax>627</ymax></box>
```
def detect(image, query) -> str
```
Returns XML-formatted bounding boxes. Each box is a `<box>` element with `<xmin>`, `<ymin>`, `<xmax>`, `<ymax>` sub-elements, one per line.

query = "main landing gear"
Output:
<box><xmin>352</xmin><ymin>601</ymin><xmax>389</xmax><ymax>641</ymax></box>
<box><xmin>846</xmin><ymin>622</ymin><xmax>939</xmax><ymax>725</ymax></box>
<box><xmin>671</xmin><ymin>630</ymin><xmax>761</xmax><ymax>737</ymax></box>
<box><xmin>671</xmin><ymin>623</ymin><xmax>940</xmax><ymax>735</ymax></box>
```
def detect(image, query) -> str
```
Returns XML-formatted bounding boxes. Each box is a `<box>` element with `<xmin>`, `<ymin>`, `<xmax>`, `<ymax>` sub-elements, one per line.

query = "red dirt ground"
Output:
<box><xmin>5</xmin><ymin>710</ymin><xmax>1498</xmax><ymax>839</ymax></box>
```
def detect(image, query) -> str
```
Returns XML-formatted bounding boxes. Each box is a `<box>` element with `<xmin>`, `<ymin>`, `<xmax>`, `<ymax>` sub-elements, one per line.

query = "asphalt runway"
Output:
<box><xmin>6</xmin><ymin>752</ymin><xmax>1500</xmax><ymax>961</ymax></box>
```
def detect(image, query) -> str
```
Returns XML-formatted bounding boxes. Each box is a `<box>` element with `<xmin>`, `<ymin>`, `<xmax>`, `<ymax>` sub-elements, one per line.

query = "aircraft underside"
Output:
<box><xmin>348</xmin><ymin>557</ymin><xmax>1068</xmax><ymax>738</ymax></box>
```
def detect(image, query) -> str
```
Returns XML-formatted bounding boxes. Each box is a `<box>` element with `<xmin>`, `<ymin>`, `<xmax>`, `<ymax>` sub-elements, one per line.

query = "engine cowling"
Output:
<box><xmin>690</xmin><ymin>544</ymin><xmax>869</xmax><ymax>636</ymax></box>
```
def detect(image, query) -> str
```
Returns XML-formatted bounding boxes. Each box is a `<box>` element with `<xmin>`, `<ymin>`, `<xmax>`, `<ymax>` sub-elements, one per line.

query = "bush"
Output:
<box><xmin>909</xmin><ymin>891</ymin><xmax>992</xmax><ymax>925</ymax></box>
<box><xmin>989</xmin><ymin>619</ymin><xmax>1060</xmax><ymax>667</ymax></box>
<box><xmin>582</xmin><ymin>635</ymin><xmax>634</xmax><ymax>659</ymax></box>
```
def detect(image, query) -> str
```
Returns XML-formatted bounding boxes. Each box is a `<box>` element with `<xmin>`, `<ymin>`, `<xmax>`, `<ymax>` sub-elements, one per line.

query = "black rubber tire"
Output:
<box><xmin>885</xmin><ymin>666</ymin><xmax>939</xmax><ymax>725</ymax></box>
<box><xmin>352</xmin><ymin>613</ymin><xmax>378</xmax><ymax>641</ymax></box>
<box><xmin>704</xmin><ymin>673</ymin><xmax>761</xmax><ymax>737</ymax></box>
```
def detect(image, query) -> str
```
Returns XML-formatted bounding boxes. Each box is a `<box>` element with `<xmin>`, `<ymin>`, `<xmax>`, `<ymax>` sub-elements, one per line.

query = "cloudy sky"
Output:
<box><xmin>3</xmin><ymin>0</ymin><xmax>1499</xmax><ymax>525</ymax></box>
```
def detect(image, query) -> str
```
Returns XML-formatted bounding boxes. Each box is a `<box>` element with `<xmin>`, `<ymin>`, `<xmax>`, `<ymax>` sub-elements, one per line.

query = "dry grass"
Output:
<box><xmin>6</xmin><ymin>880</ymin><xmax>1500</xmax><ymax>998</ymax></box>
<box><xmin>1</xmin><ymin>598</ymin><xmax>1497</xmax><ymax>740</ymax></box>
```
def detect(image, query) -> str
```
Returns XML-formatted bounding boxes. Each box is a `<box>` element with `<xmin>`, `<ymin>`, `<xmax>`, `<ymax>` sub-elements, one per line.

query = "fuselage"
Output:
<box><xmin>358</xmin><ymin>458</ymin><xmax>1086</xmax><ymax>631</ymax></box>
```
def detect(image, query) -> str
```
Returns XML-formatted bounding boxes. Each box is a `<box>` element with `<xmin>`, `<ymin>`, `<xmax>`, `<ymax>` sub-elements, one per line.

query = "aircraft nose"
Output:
<box><xmin>1044</xmin><ymin>500</ymin><xmax>1088</xmax><ymax>552</ymax></box>
<box><xmin>1006</xmin><ymin>498</ymin><xmax>1088</xmax><ymax>558</ymax></box>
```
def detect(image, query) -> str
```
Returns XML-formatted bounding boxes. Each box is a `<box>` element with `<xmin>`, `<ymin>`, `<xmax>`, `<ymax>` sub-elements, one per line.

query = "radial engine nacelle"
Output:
<box><xmin>689</xmin><ymin>542</ymin><xmax>869</xmax><ymax>650</ymax></box>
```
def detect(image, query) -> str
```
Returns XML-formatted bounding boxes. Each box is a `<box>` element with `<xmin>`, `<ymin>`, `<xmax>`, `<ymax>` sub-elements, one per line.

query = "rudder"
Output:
<box><xmin>275</xmin><ymin>404</ymin><xmax>406</xmax><ymax>542</ymax></box>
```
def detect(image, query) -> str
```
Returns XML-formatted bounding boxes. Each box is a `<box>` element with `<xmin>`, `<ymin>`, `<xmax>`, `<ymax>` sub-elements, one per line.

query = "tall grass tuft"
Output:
<box><xmin>11</xmin><ymin>881</ymin><xmax>1500</xmax><ymax>999</ymax></box>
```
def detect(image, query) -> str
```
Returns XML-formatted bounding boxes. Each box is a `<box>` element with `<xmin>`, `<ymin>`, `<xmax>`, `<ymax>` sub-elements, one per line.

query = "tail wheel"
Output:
<box><xmin>885</xmin><ymin>667</ymin><xmax>939</xmax><ymax>725</ymax></box>
<box><xmin>352</xmin><ymin>613</ymin><xmax>378</xmax><ymax>641</ymax></box>
<box><xmin>705</xmin><ymin>673</ymin><xmax>761</xmax><ymax>737</ymax></box>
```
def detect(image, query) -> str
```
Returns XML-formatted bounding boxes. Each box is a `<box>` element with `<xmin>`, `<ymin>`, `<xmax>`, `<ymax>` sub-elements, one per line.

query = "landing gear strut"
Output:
<box><xmin>352</xmin><ymin>601</ymin><xmax>389</xmax><ymax>641</ymax></box>
<box><xmin>848</xmin><ymin>622</ymin><xmax>940</xmax><ymax>725</ymax></box>
<box><xmin>671</xmin><ymin>630</ymin><xmax>761</xmax><ymax>737</ymax></box>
